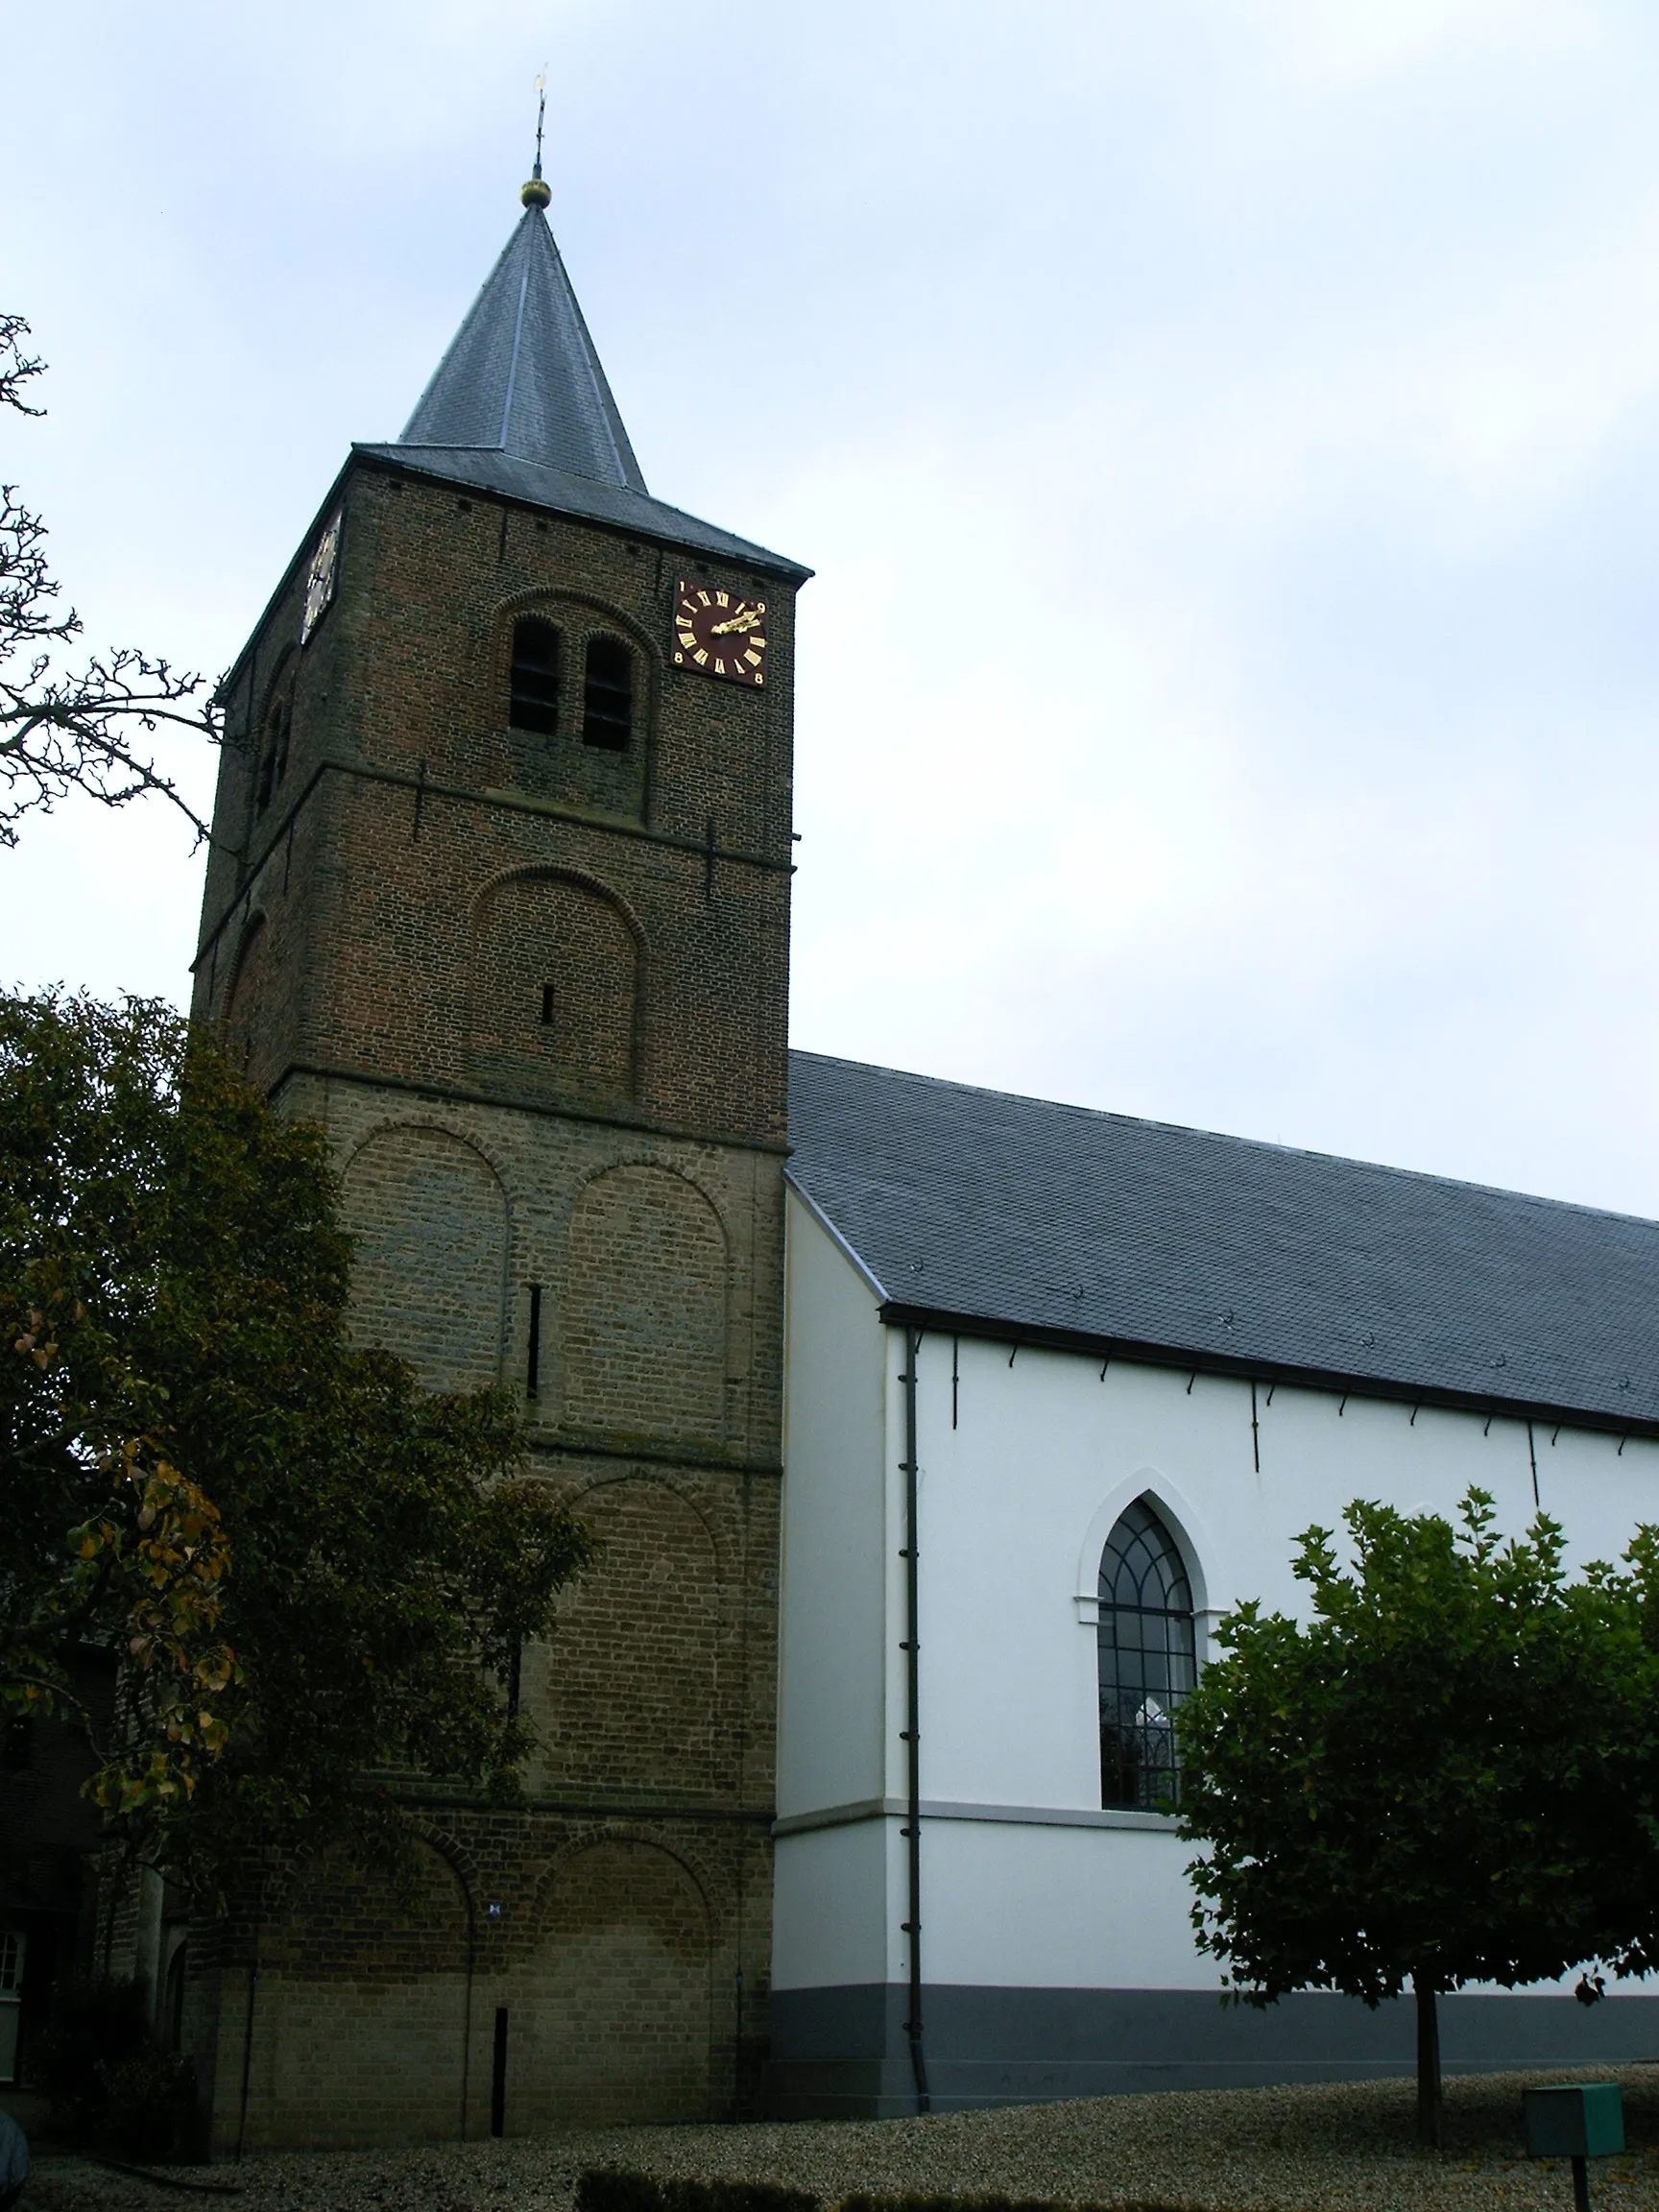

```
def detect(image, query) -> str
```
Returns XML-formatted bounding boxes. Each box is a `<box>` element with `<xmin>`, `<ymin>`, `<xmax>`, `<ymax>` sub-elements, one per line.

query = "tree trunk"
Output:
<box><xmin>1413</xmin><ymin>1975</ymin><xmax>1442</xmax><ymax>2152</ymax></box>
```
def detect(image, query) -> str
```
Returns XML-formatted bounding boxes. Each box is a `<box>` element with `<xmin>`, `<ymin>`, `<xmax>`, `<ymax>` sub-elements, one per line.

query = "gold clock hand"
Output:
<box><xmin>710</xmin><ymin>607</ymin><xmax>761</xmax><ymax>636</ymax></box>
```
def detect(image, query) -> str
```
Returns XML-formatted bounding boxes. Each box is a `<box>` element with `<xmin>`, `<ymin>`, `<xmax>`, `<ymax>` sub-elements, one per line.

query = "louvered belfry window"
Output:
<box><xmin>582</xmin><ymin>635</ymin><xmax>633</xmax><ymax>751</ymax></box>
<box><xmin>510</xmin><ymin>616</ymin><xmax>562</xmax><ymax>734</ymax></box>
<box><xmin>1097</xmin><ymin>1499</ymin><xmax>1196</xmax><ymax>1810</ymax></box>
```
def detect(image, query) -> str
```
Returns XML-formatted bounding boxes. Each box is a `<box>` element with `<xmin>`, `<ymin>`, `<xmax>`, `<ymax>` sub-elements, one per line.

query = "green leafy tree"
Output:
<box><xmin>1</xmin><ymin>989</ymin><xmax>593</xmax><ymax>1895</ymax></box>
<box><xmin>1580</xmin><ymin>1524</ymin><xmax>1659</xmax><ymax>1990</ymax></box>
<box><xmin>1176</xmin><ymin>1489</ymin><xmax>1652</xmax><ymax>2149</ymax></box>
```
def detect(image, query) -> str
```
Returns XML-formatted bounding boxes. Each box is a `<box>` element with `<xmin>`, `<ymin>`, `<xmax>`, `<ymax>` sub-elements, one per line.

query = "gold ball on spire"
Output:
<box><xmin>521</xmin><ymin>176</ymin><xmax>551</xmax><ymax>210</ymax></box>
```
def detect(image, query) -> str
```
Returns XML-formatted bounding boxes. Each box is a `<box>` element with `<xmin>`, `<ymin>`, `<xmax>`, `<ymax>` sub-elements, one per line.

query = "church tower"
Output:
<box><xmin>186</xmin><ymin>171</ymin><xmax>808</xmax><ymax>2148</ymax></box>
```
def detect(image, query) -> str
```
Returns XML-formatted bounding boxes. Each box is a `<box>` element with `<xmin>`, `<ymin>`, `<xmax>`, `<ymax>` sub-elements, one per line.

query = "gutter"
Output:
<box><xmin>878</xmin><ymin>1300</ymin><xmax>1659</xmax><ymax>1452</ymax></box>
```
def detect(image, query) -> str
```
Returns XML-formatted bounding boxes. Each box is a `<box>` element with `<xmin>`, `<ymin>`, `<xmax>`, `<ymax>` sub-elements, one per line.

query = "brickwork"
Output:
<box><xmin>305</xmin><ymin>1080</ymin><xmax>781</xmax><ymax>1466</ymax></box>
<box><xmin>223</xmin><ymin>914</ymin><xmax>269</xmax><ymax>1074</ymax></box>
<box><xmin>469</xmin><ymin>868</ymin><xmax>638</xmax><ymax>1104</ymax></box>
<box><xmin>506</xmin><ymin>1838</ymin><xmax>709</xmax><ymax>2128</ymax></box>
<box><xmin>565</xmin><ymin>1166</ymin><xmax>727</xmax><ymax>1441</ymax></box>
<box><xmin>494</xmin><ymin>596</ymin><xmax>651</xmax><ymax>821</ymax></box>
<box><xmin>209</xmin><ymin>1806</ymin><xmax>772</xmax><ymax>2150</ymax></box>
<box><xmin>190</xmin><ymin>466</ymin><xmax>797</xmax><ymax>1147</ymax></box>
<box><xmin>540</xmin><ymin>1477</ymin><xmax>722</xmax><ymax>1795</ymax></box>
<box><xmin>235</xmin><ymin>1840</ymin><xmax>470</xmax><ymax>2148</ymax></box>
<box><xmin>178</xmin><ymin>432</ymin><xmax>799</xmax><ymax>2147</ymax></box>
<box><xmin>340</xmin><ymin>1123</ymin><xmax>510</xmax><ymax>1391</ymax></box>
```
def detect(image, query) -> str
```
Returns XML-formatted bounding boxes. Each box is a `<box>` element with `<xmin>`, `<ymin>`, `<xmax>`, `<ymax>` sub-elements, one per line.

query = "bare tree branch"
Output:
<box><xmin>0</xmin><ymin>314</ymin><xmax>45</xmax><ymax>416</ymax></box>
<box><xmin>0</xmin><ymin>314</ymin><xmax>223</xmax><ymax>849</ymax></box>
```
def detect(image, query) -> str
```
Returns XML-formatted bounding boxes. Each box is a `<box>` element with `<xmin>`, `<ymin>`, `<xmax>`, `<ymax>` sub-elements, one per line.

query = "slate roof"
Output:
<box><xmin>400</xmin><ymin>204</ymin><xmax>646</xmax><ymax>489</ymax></box>
<box><xmin>785</xmin><ymin>1050</ymin><xmax>1659</xmax><ymax>1436</ymax></box>
<box><xmin>368</xmin><ymin>202</ymin><xmax>809</xmax><ymax>581</ymax></box>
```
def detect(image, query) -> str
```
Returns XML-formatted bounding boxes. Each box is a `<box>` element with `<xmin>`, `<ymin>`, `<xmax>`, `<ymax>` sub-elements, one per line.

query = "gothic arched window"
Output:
<box><xmin>1097</xmin><ymin>1498</ymin><xmax>1196</xmax><ymax>1810</ymax></box>
<box><xmin>583</xmin><ymin>635</ymin><xmax>633</xmax><ymax>751</ymax></box>
<box><xmin>510</xmin><ymin>616</ymin><xmax>562</xmax><ymax>734</ymax></box>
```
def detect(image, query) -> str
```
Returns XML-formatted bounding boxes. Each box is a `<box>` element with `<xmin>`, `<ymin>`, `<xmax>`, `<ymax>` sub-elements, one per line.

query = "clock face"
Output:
<box><xmin>301</xmin><ymin>511</ymin><xmax>342</xmax><ymax>646</ymax></box>
<box><xmin>674</xmin><ymin>582</ymin><xmax>767</xmax><ymax>687</ymax></box>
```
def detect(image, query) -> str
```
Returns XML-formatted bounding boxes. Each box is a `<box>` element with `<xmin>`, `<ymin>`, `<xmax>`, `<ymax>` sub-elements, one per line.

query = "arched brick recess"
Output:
<box><xmin>541</xmin><ymin>1477</ymin><xmax>723</xmax><ymax>1794</ymax></box>
<box><xmin>469</xmin><ymin>868</ymin><xmax>640</xmax><ymax>1104</ymax></box>
<box><xmin>489</xmin><ymin>591</ymin><xmax>657</xmax><ymax>821</ymax></box>
<box><xmin>523</xmin><ymin>1822</ymin><xmax>719</xmax><ymax>1939</ymax></box>
<box><xmin>251</xmin><ymin>1837</ymin><xmax>471</xmax><ymax>2149</ymax></box>
<box><xmin>222</xmin><ymin>913</ymin><xmax>269</xmax><ymax>1067</ymax></box>
<box><xmin>341</xmin><ymin>1123</ymin><xmax>509</xmax><ymax>1392</ymax></box>
<box><xmin>256</xmin><ymin>1814</ymin><xmax>478</xmax><ymax>1930</ymax></box>
<box><xmin>502</xmin><ymin>1837</ymin><xmax>710</xmax><ymax>2129</ymax></box>
<box><xmin>563</xmin><ymin>1164</ymin><xmax>727</xmax><ymax>1441</ymax></box>
<box><xmin>493</xmin><ymin>586</ymin><xmax>661</xmax><ymax>674</ymax></box>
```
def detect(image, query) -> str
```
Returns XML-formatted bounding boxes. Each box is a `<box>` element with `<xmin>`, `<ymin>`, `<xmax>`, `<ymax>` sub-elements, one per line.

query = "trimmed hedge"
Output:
<box><xmin>577</xmin><ymin>2175</ymin><xmax>1210</xmax><ymax>2212</ymax></box>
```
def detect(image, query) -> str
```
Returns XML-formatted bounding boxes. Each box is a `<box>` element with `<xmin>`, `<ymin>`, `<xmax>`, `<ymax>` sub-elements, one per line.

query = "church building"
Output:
<box><xmin>168</xmin><ymin>167</ymin><xmax>1659</xmax><ymax>2146</ymax></box>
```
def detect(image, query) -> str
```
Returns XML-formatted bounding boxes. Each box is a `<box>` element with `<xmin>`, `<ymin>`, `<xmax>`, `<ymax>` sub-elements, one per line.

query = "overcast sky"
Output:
<box><xmin>8</xmin><ymin>0</ymin><xmax>1659</xmax><ymax>1215</ymax></box>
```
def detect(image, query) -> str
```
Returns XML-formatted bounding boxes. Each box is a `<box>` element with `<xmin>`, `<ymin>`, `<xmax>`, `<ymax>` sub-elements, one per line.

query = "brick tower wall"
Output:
<box><xmin>180</xmin><ymin>457</ymin><xmax>799</xmax><ymax>2147</ymax></box>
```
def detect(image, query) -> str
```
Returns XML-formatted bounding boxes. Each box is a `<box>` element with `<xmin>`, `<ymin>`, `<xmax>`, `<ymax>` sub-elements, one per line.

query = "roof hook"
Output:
<box><xmin>522</xmin><ymin>68</ymin><xmax>552</xmax><ymax>209</ymax></box>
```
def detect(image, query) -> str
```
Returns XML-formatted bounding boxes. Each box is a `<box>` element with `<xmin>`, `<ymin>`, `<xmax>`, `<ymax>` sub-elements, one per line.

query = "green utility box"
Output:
<box><xmin>1523</xmin><ymin>2082</ymin><xmax>1625</xmax><ymax>2159</ymax></box>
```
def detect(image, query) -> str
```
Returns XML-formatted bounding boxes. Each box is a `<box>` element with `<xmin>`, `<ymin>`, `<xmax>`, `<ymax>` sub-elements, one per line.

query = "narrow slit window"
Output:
<box><xmin>540</xmin><ymin>983</ymin><xmax>556</xmax><ymax>1026</ymax></box>
<box><xmin>1097</xmin><ymin>1499</ymin><xmax>1196</xmax><ymax>1810</ymax></box>
<box><xmin>526</xmin><ymin>1283</ymin><xmax>542</xmax><ymax>1398</ymax></box>
<box><xmin>510</xmin><ymin>617</ymin><xmax>562</xmax><ymax>734</ymax></box>
<box><xmin>583</xmin><ymin>635</ymin><xmax>633</xmax><ymax>751</ymax></box>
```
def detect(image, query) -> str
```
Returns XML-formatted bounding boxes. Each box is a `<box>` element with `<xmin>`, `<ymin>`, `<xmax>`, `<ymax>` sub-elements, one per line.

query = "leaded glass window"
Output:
<box><xmin>1097</xmin><ymin>1498</ymin><xmax>1195</xmax><ymax>1810</ymax></box>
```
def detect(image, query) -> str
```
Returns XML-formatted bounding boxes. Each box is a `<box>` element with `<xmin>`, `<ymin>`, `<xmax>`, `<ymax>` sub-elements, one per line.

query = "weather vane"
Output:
<box><xmin>522</xmin><ymin>67</ymin><xmax>552</xmax><ymax>208</ymax></box>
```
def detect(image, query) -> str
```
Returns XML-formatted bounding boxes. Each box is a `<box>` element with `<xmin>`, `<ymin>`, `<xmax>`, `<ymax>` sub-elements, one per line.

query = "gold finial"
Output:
<box><xmin>521</xmin><ymin>68</ymin><xmax>550</xmax><ymax>209</ymax></box>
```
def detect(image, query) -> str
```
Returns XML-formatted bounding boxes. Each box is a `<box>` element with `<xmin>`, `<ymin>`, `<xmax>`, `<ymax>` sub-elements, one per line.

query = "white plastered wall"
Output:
<box><xmin>774</xmin><ymin>1198</ymin><xmax>1659</xmax><ymax>1998</ymax></box>
<box><xmin>773</xmin><ymin>1191</ymin><xmax>897</xmax><ymax>1991</ymax></box>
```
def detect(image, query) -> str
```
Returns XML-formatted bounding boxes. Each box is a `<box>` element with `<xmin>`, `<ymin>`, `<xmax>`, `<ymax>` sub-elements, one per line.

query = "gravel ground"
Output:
<box><xmin>23</xmin><ymin>2067</ymin><xmax>1659</xmax><ymax>2212</ymax></box>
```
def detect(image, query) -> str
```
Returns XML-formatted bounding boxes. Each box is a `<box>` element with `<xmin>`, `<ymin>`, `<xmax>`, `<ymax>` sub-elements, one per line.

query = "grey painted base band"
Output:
<box><xmin>766</xmin><ymin>1984</ymin><xmax>1659</xmax><ymax>2118</ymax></box>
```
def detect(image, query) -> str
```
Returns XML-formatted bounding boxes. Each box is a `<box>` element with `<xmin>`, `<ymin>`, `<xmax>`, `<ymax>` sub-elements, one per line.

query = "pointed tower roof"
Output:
<box><xmin>397</xmin><ymin>204</ymin><xmax>647</xmax><ymax>491</ymax></box>
<box><xmin>354</xmin><ymin>187</ymin><xmax>809</xmax><ymax>581</ymax></box>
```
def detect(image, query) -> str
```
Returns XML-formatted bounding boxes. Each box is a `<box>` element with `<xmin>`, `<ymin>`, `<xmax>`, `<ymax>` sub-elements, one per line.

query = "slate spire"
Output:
<box><xmin>398</xmin><ymin>184</ymin><xmax>647</xmax><ymax>493</ymax></box>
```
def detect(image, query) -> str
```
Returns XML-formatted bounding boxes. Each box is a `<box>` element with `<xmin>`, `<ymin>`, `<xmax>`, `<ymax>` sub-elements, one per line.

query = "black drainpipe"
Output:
<box><xmin>900</xmin><ymin>1325</ymin><xmax>930</xmax><ymax>2114</ymax></box>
